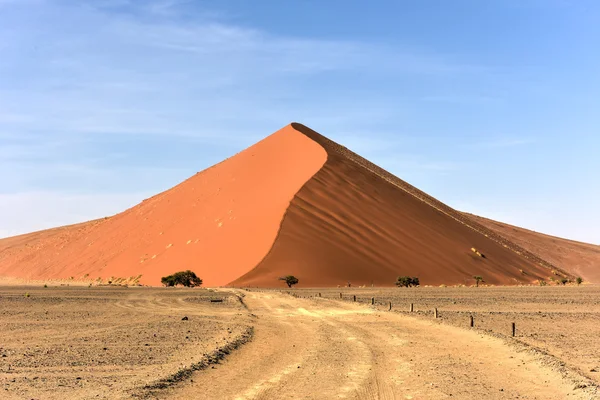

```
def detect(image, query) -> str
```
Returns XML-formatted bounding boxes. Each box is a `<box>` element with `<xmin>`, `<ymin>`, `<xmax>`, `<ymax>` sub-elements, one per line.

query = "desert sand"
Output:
<box><xmin>0</xmin><ymin>123</ymin><xmax>590</xmax><ymax>287</ymax></box>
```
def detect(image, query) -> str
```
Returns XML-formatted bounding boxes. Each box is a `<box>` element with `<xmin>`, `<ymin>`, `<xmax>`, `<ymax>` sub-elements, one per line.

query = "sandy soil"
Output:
<box><xmin>468</xmin><ymin>214</ymin><xmax>600</xmax><ymax>283</ymax></box>
<box><xmin>158</xmin><ymin>289</ymin><xmax>597</xmax><ymax>399</ymax></box>
<box><xmin>0</xmin><ymin>286</ymin><xmax>251</xmax><ymax>399</ymax></box>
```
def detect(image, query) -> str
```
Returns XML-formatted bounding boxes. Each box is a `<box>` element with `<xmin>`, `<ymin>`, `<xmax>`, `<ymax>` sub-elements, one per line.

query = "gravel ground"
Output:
<box><xmin>0</xmin><ymin>286</ymin><xmax>252</xmax><ymax>399</ymax></box>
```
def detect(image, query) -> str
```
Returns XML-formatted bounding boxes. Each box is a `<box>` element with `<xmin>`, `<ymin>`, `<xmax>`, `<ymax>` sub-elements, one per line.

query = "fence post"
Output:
<box><xmin>353</xmin><ymin>295</ymin><xmax>356</xmax><ymax>302</ymax></box>
<box><xmin>410</xmin><ymin>303</ymin><xmax>414</xmax><ymax>312</ymax></box>
<box><xmin>371</xmin><ymin>297</ymin><xmax>375</xmax><ymax>305</ymax></box>
<box><xmin>339</xmin><ymin>293</ymin><xmax>342</xmax><ymax>299</ymax></box>
<box><xmin>512</xmin><ymin>322</ymin><xmax>516</xmax><ymax>337</ymax></box>
<box><xmin>470</xmin><ymin>315</ymin><xmax>474</xmax><ymax>328</ymax></box>
<box><xmin>389</xmin><ymin>302</ymin><xmax>392</xmax><ymax>311</ymax></box>
<box><xmin>434</xmin><ymin>308</ymin><xmax>438</xmax><ymax>319</ymax></box>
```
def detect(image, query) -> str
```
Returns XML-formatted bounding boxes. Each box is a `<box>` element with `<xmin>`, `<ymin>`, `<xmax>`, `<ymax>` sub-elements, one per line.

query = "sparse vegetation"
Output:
<box><xmin>25</xmin><ymin>293</ymin><xmax>30</xmax><ymax>298</ymax></box>
<box><xmin>43</xmin><ymin>284</ymin><xmax>48</xmax><ymax>288</ymax></box>
<box><xmin>560</xmin><ymin>278</ymin><xmax>569</xmax><ymax>285</ymax></box>
<box><xmin>279</xmin><ymin>275</ymin><xmax>299</xmax><ymax>288</ymax></box>
<box><xmin>396</xmin><ymin>276</ymin><xmax>420</xmax><ymax>287</ymax></box>
<box><xmin>473</xmin><ymin>275</ymin><xmax>484</xmax><ymax>287</ymax></box>
<box><xmin>538</xmin><ymin>279</ymin><xmax>547</xmax><ymax>286</ymax></box>
<box><xmin>161</xmin><ymin>270</ymin><xmax>203</xmax><ymax>287</ymax></box>
<box><xmin>576</xmin><ymin>277</ymin><xmax>583</xmax><ymax>285</ymax></box>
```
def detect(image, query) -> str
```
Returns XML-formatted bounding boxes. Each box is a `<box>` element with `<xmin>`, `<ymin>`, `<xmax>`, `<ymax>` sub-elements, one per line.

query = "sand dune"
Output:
<box><xmin>467</xmin><ymin>214</ymin><xmax>600</xmax><ymax>283</ymax></box>
<box><xmin>0</xmin><ymin>123</ymin><xmax>585</xmax><ymax>287</ymax></box>
<box><xmin>0</xmin><ymin>125</ymin><xmax>326</xmax><ymax>286</ymax></box>
<box><xmin>231</xmin><ymin>124</ymin><xmax>561</xmax><ymax>287</ymax></box>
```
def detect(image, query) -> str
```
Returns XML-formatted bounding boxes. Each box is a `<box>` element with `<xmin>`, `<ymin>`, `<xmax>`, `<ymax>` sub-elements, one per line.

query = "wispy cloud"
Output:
<box><xmin>0</xmin><ymin>1</ymin><xmax>484</xmax><ymax>142</ymax></box>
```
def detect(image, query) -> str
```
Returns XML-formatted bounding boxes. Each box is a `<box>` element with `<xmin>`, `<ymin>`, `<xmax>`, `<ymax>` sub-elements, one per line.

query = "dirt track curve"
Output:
<box><xmin>156</xmin><ymin>290</ymin><xmax>596</xmax><ymax>400</ymax></box>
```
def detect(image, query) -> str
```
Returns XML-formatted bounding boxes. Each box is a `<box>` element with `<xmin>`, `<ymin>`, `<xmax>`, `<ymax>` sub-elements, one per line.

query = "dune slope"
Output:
<box><xmin>0</xmin><ymin>125</ymin><xmax>327</xmax><ymax>286</ymax></box>
<box><xmin>232</xmin><ymin>123</ymin><xmax>564</xmax><ymax>287</ymax></box>
<box><xmin>467</xmin><ymin>214</ymin><xmax>600</xmax><ymax>283</ymax></box>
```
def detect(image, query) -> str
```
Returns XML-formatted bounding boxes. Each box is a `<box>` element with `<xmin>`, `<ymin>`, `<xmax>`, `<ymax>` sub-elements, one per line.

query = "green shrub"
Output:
<box><xmin>279</xmin><ymin>275</ymin><xmax>299</xmax><ymax>288</ymax></box>
<box><xmin>576</xmin><ymin>277</ymin><xmax>583</xmax><ymax>285</ymax></box>
<box><xmin>560</xmin><ymin>278</ymin><xmax>569</xmax><ymax>285</ymax></box>
<box><xmin>161</xmin><ymin>270</ymin><xmax>202</xmax><ymax>287</ymax></box>
<box><xmin>473</xmin><ymin>275</ymin><xmax>484</xmax><ymax>287</ymax></box>
<box><xmin>396</xmin><ymin>276</ymin><xmax>419</xmax><ymax>287</ymax></box>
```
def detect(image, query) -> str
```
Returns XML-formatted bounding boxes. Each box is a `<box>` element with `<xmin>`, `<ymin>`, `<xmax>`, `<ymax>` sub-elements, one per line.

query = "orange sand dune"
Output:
<box><xmin>231</xmin><ymin>124</ymin><xmax>563</xmax><ymax>287</ymax></box>
<box><xmin>467</xmin><ymin>214</ymin><xmax>600</xmax><ymax>283</ymax></box>
<box><xmin>0</xmin><ymin>125</ymin><xmax>326</xmax><ymax>286</ymax></box>
<box><xmin>0</xmin><ymin>123</ymin><xmax>582</xmax><ymax>287</ymax></box>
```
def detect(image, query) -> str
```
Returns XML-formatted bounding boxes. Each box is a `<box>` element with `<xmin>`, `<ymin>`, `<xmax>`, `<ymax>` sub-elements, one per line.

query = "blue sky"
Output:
<box><xmin>0</xmin><ymin>0</ymin><xmax>599</xmax><ymax>244</ymax></box>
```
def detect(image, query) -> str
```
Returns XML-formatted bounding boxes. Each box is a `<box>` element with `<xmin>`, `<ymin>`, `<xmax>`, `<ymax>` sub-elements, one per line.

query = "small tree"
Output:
<box><xmin>576</xmin><ymin>277</ymin><xmax>583</xmax><ymax>285</ymax></box>
<box><xmin>175</xmin><ymin>270</ymin><xmax>202</xmax><ymax>287</ymax></box>
<box><xmin>396</xmin><ymin>276</ymin><xmax>419</xmax><ymax>287</ymax></box>
<box><xmin>161</xmin><ymin>270</ymin><xmax>202</xmax><ymax>287</ymax></box>
<box><xmin>473</xmin><ymin>275</ymin><xmax>484</xmax><ymax>287</ymax></box>
<box><xmin>279</xmin><ymin>275</ymin><xmax>299</xmax><ymax>288</ymax></box>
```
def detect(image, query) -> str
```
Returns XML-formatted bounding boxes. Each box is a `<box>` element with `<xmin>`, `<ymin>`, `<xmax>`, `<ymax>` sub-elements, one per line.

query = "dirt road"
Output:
<box><xmin>158</xmin><ymin>290</ymin><xmax>597</xmax><ymax>400</ymax></box>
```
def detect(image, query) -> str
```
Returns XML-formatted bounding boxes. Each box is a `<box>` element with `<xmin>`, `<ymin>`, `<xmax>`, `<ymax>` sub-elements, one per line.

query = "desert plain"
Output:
<box><xmin>1</xmin><ymin>283</ymin><xmax>599</xmax><ymax>399</ymax></box>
